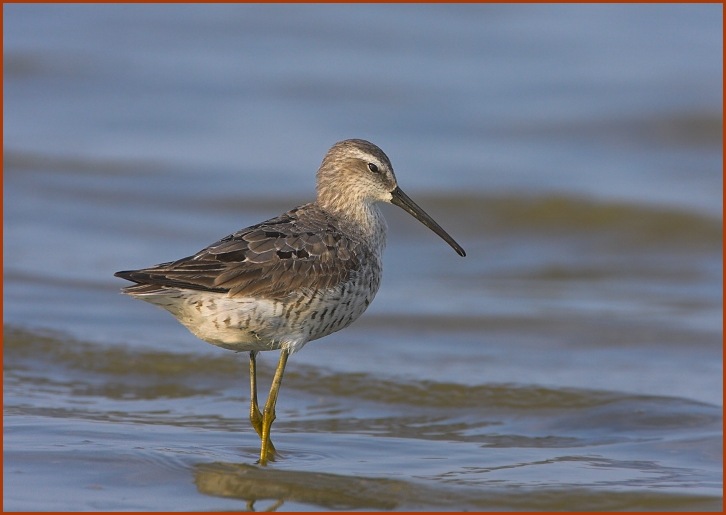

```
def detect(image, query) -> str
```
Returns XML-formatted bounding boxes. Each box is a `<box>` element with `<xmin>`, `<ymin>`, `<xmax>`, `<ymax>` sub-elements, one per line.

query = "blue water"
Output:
<box><xmin>4</xmin><ymin>4</ymin><xmax>722</xmax><ymax>511</ymax></box>
<box><xmin>4</xmin><ymin>4</ymin><xmax>722</xmax><ymax>211</ymax></box>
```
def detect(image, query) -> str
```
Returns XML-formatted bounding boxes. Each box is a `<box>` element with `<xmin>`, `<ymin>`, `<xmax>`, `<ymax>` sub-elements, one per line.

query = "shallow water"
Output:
<box><xmin>4</xmin><ymin>4</ymin><xmax>723</xmax><ymax>511</ymax></box>
<box><xmin>5</xmin><ymin>325</ymin><xmax>722</xmax><ymax>511</ymax></box>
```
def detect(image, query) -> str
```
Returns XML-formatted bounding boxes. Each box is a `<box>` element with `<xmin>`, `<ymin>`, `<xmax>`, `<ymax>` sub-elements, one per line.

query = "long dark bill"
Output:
<box><xmin>390</xmin><ymin>187</ymin><xmax>466</xmax><ymax>257</ymax></box>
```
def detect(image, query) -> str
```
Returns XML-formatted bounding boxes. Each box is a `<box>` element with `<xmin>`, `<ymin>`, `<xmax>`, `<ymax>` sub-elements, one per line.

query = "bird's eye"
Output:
<box><xmin>367</xmin><ymin>163</ymin><xmax>379</xmax><ymax>173</ymax></box>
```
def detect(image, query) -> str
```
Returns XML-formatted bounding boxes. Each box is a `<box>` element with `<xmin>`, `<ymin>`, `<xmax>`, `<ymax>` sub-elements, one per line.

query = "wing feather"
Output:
<box><xmin>114</xmin><ymin>204</ymin><xmax>366</xmax><ymax>300</ymax></box>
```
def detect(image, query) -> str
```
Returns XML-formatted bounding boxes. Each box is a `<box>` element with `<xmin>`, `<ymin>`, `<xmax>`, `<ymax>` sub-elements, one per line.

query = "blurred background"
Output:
<box><xmin>4</xmin><ymin>4</ymin><xmax>722</xmax><ymax>511</ymax></box>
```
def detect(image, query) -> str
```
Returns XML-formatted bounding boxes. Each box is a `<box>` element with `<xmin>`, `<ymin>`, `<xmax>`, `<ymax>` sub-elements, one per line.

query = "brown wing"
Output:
<box><xmin>114</xmin><ymin>204</ymin><xmax>363</xmax><ymax>299</ymax></box>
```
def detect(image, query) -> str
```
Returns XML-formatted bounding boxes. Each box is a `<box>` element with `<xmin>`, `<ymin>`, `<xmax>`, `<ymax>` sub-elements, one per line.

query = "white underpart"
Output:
<box><xmin>128</xmin><ymin>263</ymin><xmax>381</xmax><ymax>355</ymax></box>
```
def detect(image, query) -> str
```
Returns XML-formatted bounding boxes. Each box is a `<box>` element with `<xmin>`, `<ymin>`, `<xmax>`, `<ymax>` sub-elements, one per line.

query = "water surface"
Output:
<box><xmin>4</xmin><ymin>4</ymin><xmax>722</xmax><ymax>511</ymax></box>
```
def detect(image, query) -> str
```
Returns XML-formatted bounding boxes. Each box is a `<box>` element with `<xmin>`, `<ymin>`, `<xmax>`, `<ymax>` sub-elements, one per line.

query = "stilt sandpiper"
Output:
<box><xmin>115</xmin><ymin>139</ymin><xmax>465</xmax><ymax>464</ymax></box>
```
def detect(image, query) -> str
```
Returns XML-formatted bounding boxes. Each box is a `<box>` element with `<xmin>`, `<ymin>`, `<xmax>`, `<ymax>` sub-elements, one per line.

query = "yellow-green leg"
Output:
<box><xmin>259</xmin><ymin>349</ymin><xmax>289</xmax><ymax>465</ymax></box>
<box><xmin>249</xmin><ymin>351</ymin><xmax>276</xmax><ymax>456</ymax></box>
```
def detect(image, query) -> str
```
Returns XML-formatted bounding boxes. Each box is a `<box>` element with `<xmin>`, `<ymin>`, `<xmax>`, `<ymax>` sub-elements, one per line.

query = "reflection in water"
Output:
<box><xmin>192</xmin><ymin>459</ymin><xmax>724</xmax><ymax>511</ymax></box>
<box><xmin>194</xmin><ymin>462</ymin><xmax>403</xmax><ymax>510</ymax></box>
